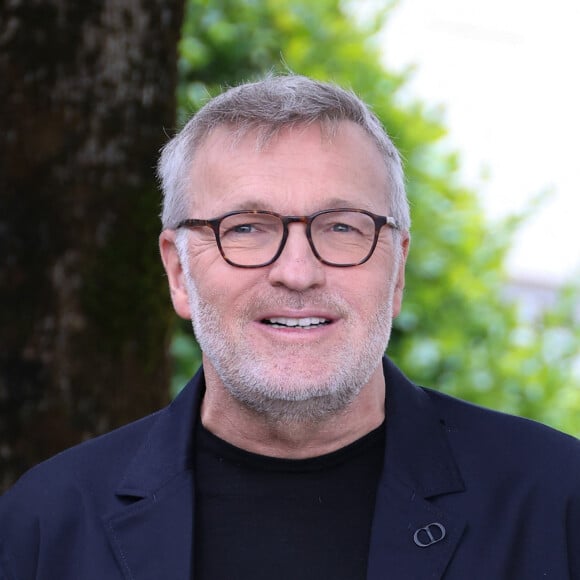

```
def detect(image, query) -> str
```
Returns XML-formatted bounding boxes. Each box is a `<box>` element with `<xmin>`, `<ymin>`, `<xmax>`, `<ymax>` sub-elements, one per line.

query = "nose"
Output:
<box><xmin>266</xmin><ymin>223</ymin><xmax>326</xmax><ymax>291</ymax></box>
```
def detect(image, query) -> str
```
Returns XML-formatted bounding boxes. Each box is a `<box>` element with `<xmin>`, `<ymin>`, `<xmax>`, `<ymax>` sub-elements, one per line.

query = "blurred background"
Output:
<box><xmin>1</xmin><ymin>0</ymin><xmax>579</xmax><ymax>492</ymax></box>
<box><xmin>382</xmin><ymin>0</ymin><xmax>580</xmax><ymax>285</ymax></box>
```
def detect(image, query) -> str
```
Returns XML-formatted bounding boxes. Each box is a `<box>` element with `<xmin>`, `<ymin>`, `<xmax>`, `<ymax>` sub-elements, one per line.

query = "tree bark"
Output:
<box><xmin>0</xmin><ymin>0</ymin><xmax>184</xmax><ymax>491</ymax></box>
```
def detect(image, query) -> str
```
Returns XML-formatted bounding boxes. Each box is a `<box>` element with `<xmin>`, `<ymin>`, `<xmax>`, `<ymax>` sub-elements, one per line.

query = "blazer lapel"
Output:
<box><xmin>104</xmin><ymin>371</ymin><xmax>205</xmax><ymax>579</ymax></box>
<box><xmin>105</xmin><ymin>472</ymin><xmax>195</xmax><ymax>579</ymax></box>
<box><xmin>367</xmin><ymin>359</ymin><xmax>467</xmax><ymax>580</ymax></box>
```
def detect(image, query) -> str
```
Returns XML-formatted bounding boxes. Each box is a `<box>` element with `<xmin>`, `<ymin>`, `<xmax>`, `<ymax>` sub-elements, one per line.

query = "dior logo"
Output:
<box><xmin>413</xmin><ymin>522</ymin><xmax>446</xmax><ymax>547</ymax></box>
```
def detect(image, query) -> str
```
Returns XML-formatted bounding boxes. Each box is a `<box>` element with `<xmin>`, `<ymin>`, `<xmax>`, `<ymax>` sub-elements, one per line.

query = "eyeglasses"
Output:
<box><xmin>174</xmin><ymin>208</ymin><xmax>400</xmax><ymax>268</ymax></box>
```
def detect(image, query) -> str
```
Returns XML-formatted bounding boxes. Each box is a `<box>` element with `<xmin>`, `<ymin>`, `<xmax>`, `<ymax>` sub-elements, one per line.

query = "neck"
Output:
<box><xmin>200</xmin><ymin>364</ymin><xmax>386</xmax><ymax>459</ymax></box>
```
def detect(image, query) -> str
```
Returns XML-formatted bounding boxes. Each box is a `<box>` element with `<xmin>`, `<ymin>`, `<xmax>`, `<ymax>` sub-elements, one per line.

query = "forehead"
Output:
<box><xmin>187</xmin><ymin>121</ymin><xmax>390</xmax><ymax>215</ymax></box>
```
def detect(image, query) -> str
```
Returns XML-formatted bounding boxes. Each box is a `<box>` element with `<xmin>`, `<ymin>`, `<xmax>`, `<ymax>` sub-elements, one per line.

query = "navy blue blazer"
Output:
<box><xmin>1</xmin><ymin>358</ymin><xmax>579</xmax><ymax>579</ymax></box>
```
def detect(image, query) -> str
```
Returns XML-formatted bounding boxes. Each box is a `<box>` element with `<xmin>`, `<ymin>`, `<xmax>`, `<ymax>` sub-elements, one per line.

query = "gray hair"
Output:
<box><xmin>158</xmin><ymin>74</ymin><xmax>410</xmax><ymax>232</ymax></box>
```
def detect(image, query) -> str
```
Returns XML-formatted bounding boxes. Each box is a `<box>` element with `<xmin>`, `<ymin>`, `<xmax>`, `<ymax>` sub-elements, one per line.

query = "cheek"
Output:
<box><xmin>187</xmin><ymin>240</ymin><xmax>232</xmax><ymax>291</ymax></box>
<box><xmin>328</xmin><ymin>276</ymin><xmax>383</xmax><ymax>318</ymax></box>
<box><xmin>350</xmin><ymin>274</ymin><xmax>397</xmax><ymax>322</ymax></box>
<box><xmin>189</xmin><ymin>239</ymin><xmax>224</xmax><ymax>268</ymax></box>
<box><xmin>341</xmin><ymin>257</ymin><xmax>394</xmax><ymax>296</ymax></box>
<box><xmin>189</xmin><ymin>261</ymin><xmax>262</xmax><ymax>314</ymax></box>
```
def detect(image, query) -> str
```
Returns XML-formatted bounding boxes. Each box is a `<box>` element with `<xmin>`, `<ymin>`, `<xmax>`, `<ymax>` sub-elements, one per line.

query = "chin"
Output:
<box><xmin>216</xmin><ymin>360</ymin><xmax>374</xmax><ymax>424</ymax></box>
<box><xmin>231</xmin><ymin>382</ymin><xmax>362</xmax><ymax>424</ymax></box>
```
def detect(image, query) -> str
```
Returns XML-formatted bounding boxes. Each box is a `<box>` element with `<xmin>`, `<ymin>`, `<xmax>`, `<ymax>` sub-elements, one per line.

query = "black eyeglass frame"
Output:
<box><xmin>174</xmin><ymin>208</ymin><xmax>400</xmax><ymax>268</ymax></box>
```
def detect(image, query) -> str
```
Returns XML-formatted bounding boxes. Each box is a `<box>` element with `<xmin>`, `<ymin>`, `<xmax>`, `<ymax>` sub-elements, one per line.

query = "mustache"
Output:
<box><xmin>243</xmin><ymin>290</ymin><xmax>351</xmax><ymax>317</ymax></box>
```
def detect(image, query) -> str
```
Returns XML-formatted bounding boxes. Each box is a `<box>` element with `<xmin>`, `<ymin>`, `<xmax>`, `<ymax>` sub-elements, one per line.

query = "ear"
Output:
<box><xmin>391</xmin><ymin>232</ymin><xmax>410</xmax><ymax>319</ymax></box>
<box><xmin>159</xmin><ymin>229</ymin><xmax>192</xmax><ymax>320</ymax></box>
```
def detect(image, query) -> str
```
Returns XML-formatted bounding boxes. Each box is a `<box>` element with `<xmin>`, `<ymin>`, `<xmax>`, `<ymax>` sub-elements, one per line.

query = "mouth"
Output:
<box><xmin>261</xmin><ymin>316</ymin><xmax>332</xmax><ymax>329</ymax></box>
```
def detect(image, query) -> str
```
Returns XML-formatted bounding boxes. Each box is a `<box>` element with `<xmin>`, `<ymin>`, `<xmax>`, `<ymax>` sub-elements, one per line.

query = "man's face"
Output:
<box><xmin>161</xmin><ymin>121</ymin><xmax>408</xmax><ymax>422</ymax></box>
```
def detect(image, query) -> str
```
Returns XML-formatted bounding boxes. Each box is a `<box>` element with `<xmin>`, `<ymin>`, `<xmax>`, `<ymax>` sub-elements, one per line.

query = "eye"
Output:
<box><xmin>221</xmin><ymin>222</ymin><xmax>260</xmax><ymax>238</ymax></box>
<box><xmin>220</xmin><ymin>216</ymin><xmax>279</xmax><ymax>239</ymax></box>
<box><xmin>330</xmin><ymin>222</ymin><xmax>355</xmax><ymax>233</ymax></box>
<box><xmin>231</xmin><ymin>223</ymin><xmax>256</xmax><ymax>234</ymax></box>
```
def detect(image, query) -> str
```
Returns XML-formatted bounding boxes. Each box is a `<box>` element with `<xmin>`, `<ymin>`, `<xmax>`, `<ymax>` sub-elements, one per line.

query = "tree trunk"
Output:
<box><xmin>0</xmin><ymin>0</ymin><xmax>184</xmax><ymax>491</ymax></box>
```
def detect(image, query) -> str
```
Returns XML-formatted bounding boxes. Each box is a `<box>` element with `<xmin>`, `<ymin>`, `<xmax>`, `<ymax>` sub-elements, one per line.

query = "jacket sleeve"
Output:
<box><xmin>0</xmin><ymin>556</ymin><xmax>17</xmax><ymax>580</ymax></box>
<box><xmin>567</xmin><ymin>473</ymin><xmax>580</xmax><ymax>578</ymax></box>
<box><xmin>0</xmin><ymin>562</ymin><xmax>12</xmax><ymax>580</ymax></box>
<box><xmin>0</xmin><ymin>476</ymin><xmax>43</xmax><ymax>580</ymax></box>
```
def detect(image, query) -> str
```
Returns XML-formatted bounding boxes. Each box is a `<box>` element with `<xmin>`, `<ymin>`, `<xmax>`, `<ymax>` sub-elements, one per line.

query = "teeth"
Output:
<box><xmin>265</xmin><ymin>317</ymin><xmax>330</xmax><ymax>328</ymax></box>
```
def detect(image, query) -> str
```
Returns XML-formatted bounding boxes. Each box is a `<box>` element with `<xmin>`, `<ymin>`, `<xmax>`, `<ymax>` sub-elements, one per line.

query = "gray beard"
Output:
<box><xmin>177</xmin><ymin>239</ymin><xmax>395</xmax><ymax>424</ymax></box>
<box><xmin>186</xmin><ymin>286</ymin><xmax>392</xmax><ymax>424</ymax></box>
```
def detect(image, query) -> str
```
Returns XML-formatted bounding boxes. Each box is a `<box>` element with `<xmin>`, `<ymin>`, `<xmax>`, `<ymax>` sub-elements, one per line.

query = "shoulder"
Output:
<box><xmin>384</xmin><ymin>358</ymin><xmax>580</xmax><ymax>478</ymax></box>
<box><xmin>1</xmin><ymin>369</ymin><xmax>203</xmax><ymax>510</ymax></box>
<box><xmin>0</xmin><ymin>373</ymin><xmax>203</xmax><ymax>578</ymax></box>
<box><xmin>0</xmin><ymin>411</ymin><xmax>160</xmax><ymax>578</ymax></box>
<box><xmin>422</xmin><ymin>387</ymin><xmax>580</xmax><ymax>573</ymax></box>
<box><xmin>424</xmin><ymin>386</ymin><xmax>580</xmax><ymax>486</ymax></box>
<box><xmin>0</xmin><ymin>409</ymin><xmax>160</xmax><ymax>516</ymax></box>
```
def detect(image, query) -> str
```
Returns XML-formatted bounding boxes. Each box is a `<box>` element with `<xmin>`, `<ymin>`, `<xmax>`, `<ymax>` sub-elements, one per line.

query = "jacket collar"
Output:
<box><xmin>104</xmin><ymin>369</ymin><xmax>205</xmax><ymax>580</ymax></box>
<box><xmin>382</xmin><ymin>358</ymin><xmax>464</xmax><ymax>497</ymax></box>
<box><xmin>366</xmin><ymin>358</ymin><xmax>466</xmax><ymax>579</ymax></box>
<box><xmin>105</xmin><ymin>359</ymin><xmax>466</xmax><ymax>579</ymax></box>
<box><xmin>115</xmin><ymin>370</ymin><xmax>204</xmax><ymax>497</ymax></box>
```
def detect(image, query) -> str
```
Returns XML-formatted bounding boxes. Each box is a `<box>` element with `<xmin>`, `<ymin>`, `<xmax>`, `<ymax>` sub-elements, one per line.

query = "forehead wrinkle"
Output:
<box><xmin>213</xmin><ymin>197</ymin><xmax>380</xmax><ymax>216</ymax></box>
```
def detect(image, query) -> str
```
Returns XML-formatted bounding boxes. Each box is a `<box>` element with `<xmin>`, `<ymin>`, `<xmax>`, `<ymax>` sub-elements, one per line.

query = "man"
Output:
<box><xmin>0</xmin><ymin>75</ymin><xmax>579</xmax><ymax>579</ymax></box>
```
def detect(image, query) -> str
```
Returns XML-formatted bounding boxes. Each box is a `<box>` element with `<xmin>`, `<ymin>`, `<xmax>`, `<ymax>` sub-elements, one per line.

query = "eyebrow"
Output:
<box><xmin>228</xmin><ymin>200</ymin><xmax>270</xmax><ymax>212</ymax></box>
<box><xmin>226</xmin><ymin>196</ymin><xmax>373</xmax><ymax>213</ymax></box>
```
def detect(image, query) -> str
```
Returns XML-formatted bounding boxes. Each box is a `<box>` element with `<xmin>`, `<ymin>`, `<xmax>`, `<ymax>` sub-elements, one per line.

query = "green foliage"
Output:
<box><xmin>172</xmin><ymin>0</ymin><xmax>580</xmax><ymax>435</ymax></box>
<box><xmin>170</xmin><ymin>323</ymin><xmax>202</xmax><ymax>398</ymax></box>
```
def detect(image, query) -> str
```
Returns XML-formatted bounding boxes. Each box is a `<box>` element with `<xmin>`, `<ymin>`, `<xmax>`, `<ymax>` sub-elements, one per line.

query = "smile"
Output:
<box><xmin>262</xmin><ymin>316</ymin><xmax>331</xmax><ymax>329</ymax></box>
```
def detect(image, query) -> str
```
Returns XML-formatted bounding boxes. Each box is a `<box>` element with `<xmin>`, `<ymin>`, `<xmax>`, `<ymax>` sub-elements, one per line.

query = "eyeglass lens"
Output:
<box><xmin>218</xmin><ymin>211</ymin><xmax>377</xmax><ymax>266</ymax></box>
